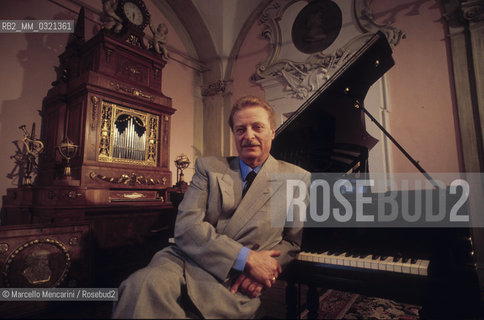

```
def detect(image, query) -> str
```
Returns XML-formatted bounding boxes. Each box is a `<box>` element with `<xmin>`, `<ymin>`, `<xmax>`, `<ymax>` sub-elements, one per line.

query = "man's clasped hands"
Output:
<box><xmin>230</xmin><ymin>249</ymin><xmax>282</xmax><ymax>298</ymax></box>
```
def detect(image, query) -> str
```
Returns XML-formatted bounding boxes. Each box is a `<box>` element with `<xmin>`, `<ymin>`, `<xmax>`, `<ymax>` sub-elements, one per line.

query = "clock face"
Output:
<box><xmin>123</xmin><ymin>2</ymin><xmax>144</xmax><ymax>26</ymax></box>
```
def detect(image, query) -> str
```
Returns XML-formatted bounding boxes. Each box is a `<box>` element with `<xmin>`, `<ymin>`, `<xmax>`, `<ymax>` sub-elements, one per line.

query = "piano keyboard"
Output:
<box><xmin>297</xmin><ymin>251</ymin><xmax>430</xmax><ymax>276</ymax></box>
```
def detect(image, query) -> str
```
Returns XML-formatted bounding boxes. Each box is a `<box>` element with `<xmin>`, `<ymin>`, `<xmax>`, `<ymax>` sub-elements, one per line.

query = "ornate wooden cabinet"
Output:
<box><xmin>38</xmin><ymin>18</ymin><xmax>174</xmax><ymax>205</ymax></box>
<box><xmin>1</xmin><ymin>3</ymin><xmax>181</xmax><ymax>290</ymax></box>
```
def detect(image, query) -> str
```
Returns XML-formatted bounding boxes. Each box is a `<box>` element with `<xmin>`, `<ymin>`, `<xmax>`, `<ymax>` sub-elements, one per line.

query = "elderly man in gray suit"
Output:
<box><xmin>112</xmin><ymin>95</ymin><xmax>309</xmax><ymax>319</ymax></box>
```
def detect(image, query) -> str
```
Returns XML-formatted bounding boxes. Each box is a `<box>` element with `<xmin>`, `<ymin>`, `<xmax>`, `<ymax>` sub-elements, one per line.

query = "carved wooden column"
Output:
<box><xmin>201</xmin><ymin>80</ymin><xmax>233</xmax><ymax>156</ymax></box>
<box><xmin>442</xmin><ymin>0</ymin><xmax>484</xmax><ymax>300</ymax></box>
<box><xmin>443</xmin><ymin>0</ymin><xmax>484</xmax><ymax>172</ymax></box>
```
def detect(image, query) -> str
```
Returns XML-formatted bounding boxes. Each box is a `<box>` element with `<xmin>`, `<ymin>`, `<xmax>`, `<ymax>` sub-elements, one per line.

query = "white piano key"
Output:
<box><xmin>356</xmin><ymin>255</ymin><xmax>368</xmax><ymax>268</ymax></box>
<box><xmin>329</xmin><ymin>254</ymin><xmax>337</xmax><ymax>265</ymax></box>
<box><xmin>349</xmin><ymin>256</ymin><xmax>358</xmax><ymax>267</ymax></box>
<box><xmin>307</xmin><ymin>252</ymin><xmax>314</xmax><ymax>262</ymax></box>
<box><xmin>334</xmin><ymin>253</ymin><xmax>346</xmax><ymax>266</ymax></box>
<box><xmin>418</xmin><ymin>260</ymin><xmax>430</xmax><ymax>276</ymax></box>
<box><xmin>392</xmin><ymin>257</ymin><xmax>403</xmax><ymax>273</ymax></box>
<box><xmin>342</xmin><ymin>253</ymin><xmax>352</xmax><ymax>266</ymax></box>
<box><xmin>306</xmin><ymin>252</ymin><xmax>314</xmax><ymax>262</ymax></box>
<box><xmin>401</xmin><ymin>259</ymin><xmax>412</xmax><ymax>274</ymax></box>
<box><xmin>322</xmin><ymin>252</ymin><xmax>331</xmax><ymax>264</ymax></box>
<box><xmin>362</xmin><ymin>255</ymin><xmax>374</xmax><ymax>269</ymax></box>
<box><xmin>297</xmin><ymin>251</ymin><xmax>307</xmax><ymax>261</ymax></box>
<box><xmin>379</xmin><ymin>257</ymin><xmax>392</xmax><ymax>271</ymax></box>
<box><xmin>410</xmin><ymin>260</ymin><xmax>420</xmax><ymax>275</ymax></box>
<box><xmin>312</xmin><ymin>252</ymin><xmax>320</xmax><ymax>262</ymax></box>
<box><xmin>315</xmin><ymin>251</ymin><xmax>325</xmax><ymax>263</ymax></box>
<box><xmin>369</xmin><ymin>257</ymin><xmax>380</xmax><ymax>270</ymax></box>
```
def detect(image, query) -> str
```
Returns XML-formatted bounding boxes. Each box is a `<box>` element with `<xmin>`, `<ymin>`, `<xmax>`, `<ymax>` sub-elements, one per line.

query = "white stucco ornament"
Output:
<box><xmin>253</xmin><ymin>0</ymin><xmax>405</xmax><ymax>100</ymax></box>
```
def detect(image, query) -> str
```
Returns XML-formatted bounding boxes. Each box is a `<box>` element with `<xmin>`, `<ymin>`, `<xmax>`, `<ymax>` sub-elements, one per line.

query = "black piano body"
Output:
<box><xmin>271</xmin><ymin>32</ymin><xmax>481</xmax><ymax>319</ymax></box>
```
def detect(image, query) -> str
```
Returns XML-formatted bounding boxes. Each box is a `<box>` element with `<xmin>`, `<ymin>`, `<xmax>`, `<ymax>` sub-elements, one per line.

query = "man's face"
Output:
<box><xmin>232</xmin><ymin>106</ymin><xmax>275</xmax><ymax>168</ymax></box>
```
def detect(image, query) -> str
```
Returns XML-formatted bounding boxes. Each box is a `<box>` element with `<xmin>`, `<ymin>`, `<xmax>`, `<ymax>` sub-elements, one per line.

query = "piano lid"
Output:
<box><xmin>271</xmin><ymin>32</ymin><xmax>394</xmax><ymax>173</ymax></box>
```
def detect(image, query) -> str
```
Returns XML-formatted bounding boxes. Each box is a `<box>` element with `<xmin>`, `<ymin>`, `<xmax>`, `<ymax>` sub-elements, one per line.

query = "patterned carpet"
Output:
<box><xmin>300</xmin><ymin>289</ymin><xmax>421</xmax><ymax>319</ymax></box>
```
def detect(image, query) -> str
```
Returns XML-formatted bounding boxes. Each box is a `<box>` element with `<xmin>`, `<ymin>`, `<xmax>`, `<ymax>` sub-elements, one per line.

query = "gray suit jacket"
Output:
<box><xmin>167</xmin><ymin>155</ymin><xmax>309</xmax><ymax>318</ymax></box>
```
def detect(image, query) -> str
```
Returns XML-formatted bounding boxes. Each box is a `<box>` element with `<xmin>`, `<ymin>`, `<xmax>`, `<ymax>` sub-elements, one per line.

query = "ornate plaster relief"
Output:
<box><xmin>253</xmin><ymin>0</ymin><xmax>404</xmax><ymax>101</ymax></box>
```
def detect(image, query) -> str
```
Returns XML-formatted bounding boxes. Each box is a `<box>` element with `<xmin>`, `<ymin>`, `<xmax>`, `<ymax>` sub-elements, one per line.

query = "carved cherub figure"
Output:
<box><xmin>101</xmin><ymin>0</ymin><xmax>123</xmax><ymax>33</ymax></box>
<box><xmin>150</xmin><ymin>22</ymin><xmax>168</xmax><ymax>60</ymax></box>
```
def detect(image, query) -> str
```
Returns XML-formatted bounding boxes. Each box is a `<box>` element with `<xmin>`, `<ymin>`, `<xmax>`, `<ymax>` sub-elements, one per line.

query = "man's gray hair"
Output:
<box><xmin>229</xmin><ymin>96</ymin><xmax>276</xmax><ymax>130</ymax></box>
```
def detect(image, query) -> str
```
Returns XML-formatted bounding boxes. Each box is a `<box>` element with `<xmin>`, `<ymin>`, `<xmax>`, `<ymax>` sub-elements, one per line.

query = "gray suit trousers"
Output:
<box><xmin>112</xmin><ymin>249</ymin><xmax>202</xmax><ymax>319</ymax></box>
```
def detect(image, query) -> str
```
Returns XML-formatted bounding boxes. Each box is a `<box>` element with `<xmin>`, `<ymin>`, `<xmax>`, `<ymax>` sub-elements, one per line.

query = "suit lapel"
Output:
<box><xmin>223</xmin><ymin>156</ymin><xmax>284</xmax><ymax>239</ymax></box>
<box><xmin>215</xmin><ymin>157</ymin><xmax>243</xmax><ymax>232</ymax></box>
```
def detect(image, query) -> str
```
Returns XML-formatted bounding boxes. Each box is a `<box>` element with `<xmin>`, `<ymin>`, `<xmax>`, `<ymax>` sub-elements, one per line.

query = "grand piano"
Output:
<box><xmin>271</xmin><ymin>32</ymin><xmax>481</xmax><ymax>319</ymax></box>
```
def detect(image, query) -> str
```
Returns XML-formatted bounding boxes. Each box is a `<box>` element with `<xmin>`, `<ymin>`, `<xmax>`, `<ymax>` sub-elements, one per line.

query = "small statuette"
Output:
<box><xmin>101</xmin><ymin>0</ymin><xmax>123</xmax><ymax>33</ymax></box>
<box><xmin>149</xmin><ymin>22</ymin><xmax>168</xmax><ymax>60</ymax></box>
<box><xmin>175</xmin><ymin>154</ymin><xmax>190</xmax><ymax>186</ymax></box>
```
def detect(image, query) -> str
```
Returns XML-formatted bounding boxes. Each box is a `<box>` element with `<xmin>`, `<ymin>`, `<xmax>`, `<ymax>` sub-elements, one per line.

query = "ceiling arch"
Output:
<box><xmin>163</xmin><ymin>0</ymin><xmax>222</xmax><ymax>82</ymax></box>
